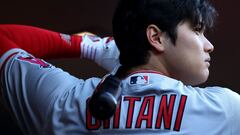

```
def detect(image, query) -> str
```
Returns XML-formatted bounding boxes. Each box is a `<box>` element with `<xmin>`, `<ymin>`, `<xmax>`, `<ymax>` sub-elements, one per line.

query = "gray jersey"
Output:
<box><xmin>1</xmin><ymin>49</ymin><xmax>240</xmax><ymax>135</ymax></box>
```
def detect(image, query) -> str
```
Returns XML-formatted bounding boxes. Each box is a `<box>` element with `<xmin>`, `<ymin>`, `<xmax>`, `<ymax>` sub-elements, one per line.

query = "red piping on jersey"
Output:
<box><xmin>126</xmin><ymin>70</ymin><xmax>168</xmax><ymax>77</ymax></box>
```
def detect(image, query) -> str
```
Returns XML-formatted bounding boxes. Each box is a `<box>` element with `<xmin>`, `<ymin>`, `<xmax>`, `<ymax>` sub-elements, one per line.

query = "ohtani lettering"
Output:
<box><xmin>124</xmin><ymin>97</ymin><xmax>141</xmax><ymax>128</ymax></box>
<box><xmin>86</xmin><ymin>94</ymin><xmax>187</xmax><ymax>131</ymax></box>
<box><xmin>86</xmin><ymin>98</ymin><xmax>122</xmax><ymax>130</ymax></box>
<box><xmin>135</xmin><ymin>96</ymin><xmax>155</xmax><ymax>128</ymax></box>
<box><xmin>155</xmin><ymin>95</ymin><xmax>176</xmax><ymax>130</ymax></box>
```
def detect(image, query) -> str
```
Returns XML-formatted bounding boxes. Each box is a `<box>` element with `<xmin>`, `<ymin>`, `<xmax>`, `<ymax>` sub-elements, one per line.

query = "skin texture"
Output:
<box><xmin>134</xmin><ymin>21</ymin><xmax>214</xmax><ymax>86</ymax></box>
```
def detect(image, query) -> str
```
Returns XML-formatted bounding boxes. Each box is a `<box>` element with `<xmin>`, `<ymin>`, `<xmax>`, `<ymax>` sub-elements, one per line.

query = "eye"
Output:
<box><xmin>194</xmin><ymin>29</ymin><xmax>201</xmax><ymax>35</ymax></box>
<box><xmin>193</xmin><ymin>23</ymin><xmax>205</xmax><ymax>35</ymax></box>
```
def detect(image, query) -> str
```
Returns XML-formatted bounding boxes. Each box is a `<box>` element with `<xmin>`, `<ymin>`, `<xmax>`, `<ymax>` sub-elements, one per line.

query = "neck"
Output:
<box><xmin>125</xmin><ymin>51</ymin><xmax>170</xmax><ymax>77</ymax></box>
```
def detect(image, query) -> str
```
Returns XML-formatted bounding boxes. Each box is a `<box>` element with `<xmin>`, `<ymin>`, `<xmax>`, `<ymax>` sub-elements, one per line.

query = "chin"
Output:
<box><xmin>193</xmin><ymin>71</ymin><xmax>209</xmax><ymax>85</ymax></box>
<box><xmin>198</xmin><ymin>76</ymin><xmax>209</xmax><ymax>85</ymax></box>
<box><xmin>185</xmin><ymin>70</ymin><xmax>209</xmax><ymax>86</ymax></box>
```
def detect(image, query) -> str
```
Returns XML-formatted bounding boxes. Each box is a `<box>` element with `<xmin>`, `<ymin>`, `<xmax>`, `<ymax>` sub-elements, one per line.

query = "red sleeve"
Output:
<box><xmin>0</xmin><ymin>24</ymin><xmax>82</xmax><ymax>59</ymax></box>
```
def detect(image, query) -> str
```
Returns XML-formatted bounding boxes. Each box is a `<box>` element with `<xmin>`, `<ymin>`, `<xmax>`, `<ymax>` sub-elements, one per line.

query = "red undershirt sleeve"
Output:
<box><xmin>0</xmin><ymin>24</ymin><xmax>82</xmax><ymax>59</ymax></box>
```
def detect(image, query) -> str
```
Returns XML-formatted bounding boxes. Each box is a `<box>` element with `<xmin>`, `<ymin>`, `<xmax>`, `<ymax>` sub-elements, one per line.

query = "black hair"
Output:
<box><xmin>112</xmin><ymin>0</ymin><xmax>217</xmax><ymax>68</ymax></box>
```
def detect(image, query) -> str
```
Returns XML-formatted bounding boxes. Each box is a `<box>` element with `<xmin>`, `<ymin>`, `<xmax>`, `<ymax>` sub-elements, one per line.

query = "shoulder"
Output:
<box><xmin>190</xmin><ymin>86</ymin><xmax>240</xmax><ymax>113</ymax></box>
<box><xmin>200</xmin><ymin>86</ymin><xmax>239</xmax><ymax>98</ymax></box>
<box><xmin>204</xmin><ymin>86</ymin><xmax>240</xmax><ymax>133</ymax></box>
<box><xmin>182</xmin><ymin>86</ymin><xmax>239</xmax><ymax>109</ymax></box>
<box><xmin>214</xmin><ymin>87</ymin><xmax>240</xmax><ymax>110</ymax></box>
<box><xmin>186</xmin><ymin>85</ymin><xmax>235</xmax><ymax>96</ymax></box>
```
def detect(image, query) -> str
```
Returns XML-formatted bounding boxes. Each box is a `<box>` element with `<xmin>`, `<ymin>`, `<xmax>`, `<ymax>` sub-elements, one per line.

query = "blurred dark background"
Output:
<box><xmin>0</xmin><ymin>0</ymin><xmax>239</xmax><ymax>134</ymax></box>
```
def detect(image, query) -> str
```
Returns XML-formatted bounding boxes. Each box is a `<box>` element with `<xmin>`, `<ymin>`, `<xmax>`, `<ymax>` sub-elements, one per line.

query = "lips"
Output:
<box><xmin>205</xmin><ymin>58</ymin><xmax>211</xmax><ymax>67</ymax></box>
<box><xmin>205</xmin><ymin>57</ymin><xmax>211</xmax><ymax>62</ymax></box>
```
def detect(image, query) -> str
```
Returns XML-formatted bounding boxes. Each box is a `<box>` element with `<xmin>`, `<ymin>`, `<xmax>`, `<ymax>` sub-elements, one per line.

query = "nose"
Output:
<box><xmin>204</xmin><ymin>37</ymin><xmax>214</xmax><ymax>53</ymax></box>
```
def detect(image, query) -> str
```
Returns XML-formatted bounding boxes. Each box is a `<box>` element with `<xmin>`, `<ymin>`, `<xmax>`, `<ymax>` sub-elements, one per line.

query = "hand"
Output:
<box><xmin>80</xmin><ymin>34</ymin><xmax>120</xmax><ymax>72</ymax></box>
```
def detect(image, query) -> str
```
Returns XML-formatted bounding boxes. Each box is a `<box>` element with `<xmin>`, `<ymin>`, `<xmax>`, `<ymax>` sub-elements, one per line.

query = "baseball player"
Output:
<box><xmin>0</xmin><ymin>0</ymin><xmax>240</xmax><ymax>135</ymax></box>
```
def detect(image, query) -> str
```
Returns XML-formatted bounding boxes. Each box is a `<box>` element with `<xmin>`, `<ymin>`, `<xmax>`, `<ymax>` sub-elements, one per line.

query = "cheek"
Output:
<box><xmin>167</xmin><ymin>39</ymin><xmax>208</xmax><ymax>84</ymax></box>
<box><xmin>178</xmin><ymin>35</ymin><xmax>203</xmax><ymax>51</ymax></box>
<box><xmin>177</xmin><ymin>37</ymin><xmax>204</xmax><ymax>64</ymax></box>
<box><xmin>170</xmin><ymin>58</ymin><xmax>209</xmax><ymax>85</ymax></box>
<box><xmin>178</xmin><ymin>54</ymin><xmax>209</xmax><ymax>85</ymax></box>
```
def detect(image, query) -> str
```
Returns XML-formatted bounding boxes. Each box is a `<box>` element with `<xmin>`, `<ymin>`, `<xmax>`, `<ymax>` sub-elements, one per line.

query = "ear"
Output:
<box><xmin>146</xmin><ymin>24</ymin><xmax>165</xmax><ymax>52</ymax></box>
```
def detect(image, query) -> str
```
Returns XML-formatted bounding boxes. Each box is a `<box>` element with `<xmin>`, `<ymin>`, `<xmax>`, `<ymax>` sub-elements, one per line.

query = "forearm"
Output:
<box><xmin>0</xmin><ymin>24</ymin><xmax>120</xmax><ymax>72</ymax></box>
<box><xmin>0</xmin><ymin>24</ymin><xmax>81</xmax><ymax>59</ymax></box>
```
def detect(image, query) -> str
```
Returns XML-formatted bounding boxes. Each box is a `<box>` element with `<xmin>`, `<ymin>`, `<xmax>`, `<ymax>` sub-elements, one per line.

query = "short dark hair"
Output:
<box><xmin>112</xmin><ymin>0</ymin><xmax>217</xmax><ymax>68</ymax></box>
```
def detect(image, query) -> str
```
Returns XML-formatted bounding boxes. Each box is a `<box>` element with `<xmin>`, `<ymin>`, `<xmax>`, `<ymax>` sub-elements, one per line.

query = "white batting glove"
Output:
<box><xmin>80</xmin><ymin>34</ymin><xmax>120</xmax><ymax>72</ymax></box>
